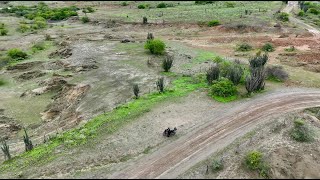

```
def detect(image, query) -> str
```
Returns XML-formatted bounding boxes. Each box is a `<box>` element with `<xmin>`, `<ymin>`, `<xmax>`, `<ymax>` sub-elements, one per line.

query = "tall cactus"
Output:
<box><xmin>23</xmin><ymin>128</ymin><xmax>33</xmax><ymax>152</ymax></box>
<box><xmin>1</xmin><ymin>140</ymin><xmax>11</xmax><ymax>160</ymax></box>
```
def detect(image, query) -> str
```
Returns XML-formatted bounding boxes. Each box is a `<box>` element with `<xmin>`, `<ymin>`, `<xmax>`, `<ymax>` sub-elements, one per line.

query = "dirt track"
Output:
<box><xmin>110</xmin><ymin>90</ymin><xmax>320</xmax><ymax>179</ymax></box>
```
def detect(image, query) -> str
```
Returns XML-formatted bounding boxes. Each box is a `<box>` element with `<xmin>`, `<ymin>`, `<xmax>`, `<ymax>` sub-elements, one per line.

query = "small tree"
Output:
<box><xmin>245</xmin><ymin>67</ymin><xmax>266</xmax><ymax>95</ymax></box>
<box><xmin>133</xmin><ymin>84</ymin><xmax>140</xmax><ymax>99</ymax></box>
<box><xmin>81</xmin><ymin>16</ymin><xmax>90</xmax><ymax>23</ymax></box>
<box><xmin>156</xmin><ymin>77</ymin><xmax>165</xmax><ymax>93</ymax></box>
<box><xmin>144</xmin><ymin>39</ymin><xmax>166</xmax><ymax>55</ymax></box>
<box><xmin>227</xmin><ymin>64</ymin><xmax>243</xmax><ymax>85</ymax></box>
<box><xmin>206</xmin><ymin>65</ymin><xmax>220</xmax><ymax>85</ymax></box>
<box><xmin>143</xmin><ymin>16</ymin><xmax>148</xmax><ymax>24</ymax></box>
<box><xmin>162</xmin><ymin>55</ymin><xmax>173</xmax><ymax>72</ymax></box>
<box><xmin>23</xmin><ymin>128</ymin><xmax>33</xmax><ymax>152</ymax></box>
<box><xmin>1</xmin><ymin>140</ymin><xmax>11</xmax><ymax>161</ymax></box>
<box><xmin>147</xmin><ymin>32</ymin><xmax>154</xmax><ymax>40</ymax></box>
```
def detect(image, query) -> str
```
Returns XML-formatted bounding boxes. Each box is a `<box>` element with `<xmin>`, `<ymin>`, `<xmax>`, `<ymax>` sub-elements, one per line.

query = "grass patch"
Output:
<box><xmin>211</xmin><ymin>94</ymin><xmax>238</xmax><ymax>103</ymax></box>
<box><xmin>0</xmin><ymin>75</ymin><xmax>207</xmax><ymax>173</ymax></box>
<box><xmin>290</xmin><ymin>119</ymin><xmax>314</xmax><ymax>142</ymax></box>
<box><xmin>0</xmin><ymin>79</ymin><xmax>6</xmax><ymax>86</ymax></box>
<box><xmin>244</xmin><ymin>150</ymin><xmax>270</xmax><ymax>178</ymax></box>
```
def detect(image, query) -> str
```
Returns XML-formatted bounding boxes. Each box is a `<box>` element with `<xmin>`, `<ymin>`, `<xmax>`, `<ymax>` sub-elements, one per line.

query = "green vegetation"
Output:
<box><xmin>236</xmin><ymin>43</ymin><xmax>253</xmax><ymax>52</ymax></box>
<box><xmin>211</xmin><ymin>158</ymin><xmax>224</xmax><ymax>172</ymax></box>
<box><xmin>144</xmin><ymin>39</ymin><xmax>166</xmax><ymax>55</ymax></box>
<box><xmin>81</xmin><ymin>16</ymin><xmax>90</xmax><ymax>23</ymax></box>
<box><xmin>156</xmin><ymin>77</ymin><xmax>165</xmax><ymax>93</ymax></box>
<box><xmin>284</xmin><ymin>46</ymin><xmax>295</xmax><ymax>52</ymax></box>
<box><xmin>157</xmin><ymin>2</ymin><xmax>167</xmax><ymax>8</ymax></box>
<box><xmin>206</xmin><ymin>65</ymin><xmax>220</xmax><ymax>85</ymax></box>
<box><xmin>133</xmin><ymin>84</ymin><xmax>140</xmax><ymax>99</ymax></box>
<box><xmin>297</xmin><ymin>10</ymin><xmax>304</xmax><ymax>16</ymax></box>
<box><xmin>162</xmin><ymin>55</ymin><xmax>174</xmax><ymax>72</ymax></box>
<box><xmin>7</xmin><ymin>48</ymin><xmax>28</xmax><ymax>60</ymax></box>
<box><xmin>0</xmin><ymin>23</ymin><xmax>8</xmax><ymax>36</ymax></box>
<box><xmin>245</xmin><ymin>150</ymin><xmax>269</xmax><ymax>178</ymax></box>
<box><xmin>265</xmin><ymin>65</ymin><xmax>288</xmax><ymax>82</ymax></box>
<box><xmin>297</xmin><ymin>1</ymin><xmax>320</xmax><ymax>27</ymax></box>
<box><xmin>261</xmin><ymin>43</ymin><xmax>274</xmax><ymax>52</ymax></box>
<box><xmin>1</xmin><ymin>141</ymin><xmax>11</xmax><ymax>161</ymax></box>
<box><xmin>0</xmin><ymin>79</ymin><xmax>6</xmax><ymax>86</ymax></box>
<box><xmin>121</xmin><ymin>2</ymin><xmax>128</xmax><ymax>6</ymax></box>
<box><xmin>31</xmin><ymin>42</ymin><xmax>46</xmax><ymax>53</ymax></box>
<box><xmin>195</xmin><ymin>1</ymin><xmax>215</xmax><ymax>5</ymax></box>
<box><xmin>211</xmin><ymin>78</ymin><xmax>237</xmax><ymax>98</ymax></box>
<box><xmin>290</xmin><ymin>119</ymin><xmax>314</xmax><ymax>142</ymax></box>
<box><xmin>23</xmin><ymin>128</ymin><xmax>33</xmax><ymax>152</ymax></box>
<box><xmin>225</xmin><ymin>2</ymin><xmax>236</xmax><ymax>8</ymax></box>
<box><xmin>277</xmin><ymin>12</ymin><xmax>289</xmax><ymax>21</ymax></box>
<box><xmin>0</xmin><ymin>76</ymin><xmax>206</xmax><ymax>172</ymax></box>
<box><xmin>82</xmin><ymin>7</ymin><xmax>95</xmax><ymax>13</ymax></box>
<box><xmin>138</xmin><ymin>4</ymin><xmax>146</xmax><ymax>9</ymax></box>
<box><xmin>207</xmin><ymin>20</ymin><xmax>220</xmax><ymax>27</ymax></box>
<box><xmin>1</xmin><ymin>2</ymin><xmax>78</xmax><ymax>21</ymax></box>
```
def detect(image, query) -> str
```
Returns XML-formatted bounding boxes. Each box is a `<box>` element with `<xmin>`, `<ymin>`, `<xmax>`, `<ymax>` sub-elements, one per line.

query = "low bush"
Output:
<box><xmin>297</xmin><ymin>10</ymin><xmax>305</xmax><ymax>16</ymax></box>
<box><xmin>227</xmin><ymin>64</ymin><xmax>244</xmax><ymax>85</ymax></box>
<box><xmin>195</xmin><ymin>1</ymin><xmax>215</xmax><ymax>5</ymax></box>
<box><xmin>212</xmin><ymin>158</ymin><xmax>224</xmax><ymax>172</ymax></box>
<box><xmin>225</xmin><ymin>2</ymin><xmax>235</xmax><ymax>8</ymax></box>
<box><xmin>32</xmin><ymin>42</ymin><xmax>46</xmax><ymax>52</ymax></box>
<box><xmin>265</xmin><ymin>65</ymin><xmax>289</xmax><ymax>82</ymax></box>
<box><xmin>261</xmin><ymin>43</ymin><xmax>274</xmax><ymax>52</ymax></box>
<box><xmin>249</xmin><ymin>53</ymin><xmax>268</xmax><ymax>68</ymax></box>
<box><xmin>133</xmin><ymin>84</ymin><xmax>139</xmax><ymax>99</ymax></box>
<box><xmin>156</xmin><ymin>77</ymin><xmax>165</xmax><ymax>93</ymax></box>
<box><xmin>83</xmin><ymin>7</ymin><xmax>95</xmax><ymax>13</ymax></box>
<box><xmin>206</xmin><ymin>65</ymin><xmax>220</xmax><ymax>85</ymax></box>
<box><xmin>121</xmin><ymin>2</ymin><xmax>128</xmax><ymax>6</ymax></box>
<box><xmin>157</xmin><ymin>2</ymin><xmax>167</xmax><ymax>8</ymax></box>
<box><xmin>0</xmin><ymin>28</ymin><xmax>8</xmax><ymax>36</ymax></box>
<box><xmin>290</xmin><ymin>119</ymin><xmax>314</xmax><ymax>142</ymax></box>
<box><xmin>17</xmin><ymin>23</ymin><xmax>30</xmax><ymax>33</ymax></box>
<box><xmin>236</xmin><ymin>43</ymin><xmax>253</xmax><ymax>52</ymax></box>
<box><xmin>144</xmin><ymin>39</ymin><xmax>166</xmax><ymax>55</ymax></box>
<box><xmin>207</xmin><ymin>20</ymin><xmax>220</xmax><ymax>27</ymax></box>
<box><xmin>211</xmin><ymin>78</ymin><xmax>237</xmax><ymax>98</ymax></box>
<box><xmin>277</xmin><ymin>12</ymin><xmax>289</xmax><ymax>21</ymax></box>
<box><xmin>245</xmin><ymin>150</ymin><xmax>269</xmax><ymax>178</ymax></box>
<box><xmin>138</xmin><ymin>4</ymin><xmax>146</xmax><ymax>9</ymax></box>
<box><xmin>308</xmin><ymin>8</ymin><xmax>319</xmax><ymax>15</ymax></box>
<box><xmin>284</xmin><ymin>46</ymin><xmax>295</xmax><ymax>52</ymax></box>
<box><xmin>162</xmin><ymin>55</ymin><xmax>174</xmax><ymax>72</ymax></box>
<box><xmin>7</xmin><ymin>48</ymin><xmax>28</xmax><ymax>60</ymax></box>
<box><xmin>81</xmin><ymin>16</ymin><xmax>90</xmax><ymax>23</ymax></box>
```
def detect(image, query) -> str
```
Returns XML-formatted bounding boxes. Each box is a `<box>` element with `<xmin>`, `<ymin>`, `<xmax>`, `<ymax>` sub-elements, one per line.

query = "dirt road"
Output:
<box><xmin>110</xmin><ymin>89</ymin><xmax>320</xmax><ymax>179</ymax></box>
<box><xmin>283</xmin><ymin>1</ymin><xmax>320</xmax><ymax>38</ymax></box>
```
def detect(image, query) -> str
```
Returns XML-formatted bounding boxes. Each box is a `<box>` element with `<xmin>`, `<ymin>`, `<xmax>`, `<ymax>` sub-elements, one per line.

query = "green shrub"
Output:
<box><xmin>211</xmin><ymin>78</ymin><xmax>237</xmax><ymax>98</ymax></box>
<box><xmin>290</xmin><ymin>119</ymin><xmax>314</xmax><ymax>142</ymax></box>
<box><xmin>157</xmin><ymin>2</ymin><xmax>167</xmax><ymax>8</ymax></box>
<box><xmin>213</xmin><ymin>56</ymin><xmax>224</xmax><ymax>63</ymax></box>
<box><xmin>208</xmin><ymin>20</ymin><xmax>220</xmax><ymax>27</ymax></box>
<box><xmin>81</xmin><ymin>16</ymin><xmax>90</xmax><ymax>23</ymax></box>
<box><xmin>284</xmin><ymin>46</ymin><xmax>295</xmax><ymax>52</ymax></box>
<box><xmin>195</xmin><ymin>1</ymin><xmax>215</xmax><ymax>5</ymax></box>
<box><xmin>7</xmin><ymin>48</ymin><xmax>28</xmax><ymax>60</ymax></box>
<box><xmin>138</xmin><ymin>4</ymin><xmax>146</xmax><ymax>9</ymax></box>
<box><xmin>308</xmin><ymin>8</ymin><xmax>319</xmax><ymax>15</ymax></box>
<box><xmin>225</xmin><ymin>2</ymin><xmax>235</xmax><ymax>8</ymax></box>
<box><xmin>17</xmin><ymin>23</ymin><xmax>30</xmax><ymax>33</ymax></box>
<box><xmin>0</xmin><ymin>79</ymin><xmax>6</xmax><ymax>86</ymax></box>
<box><xmin>245</xmin><ymin>150</ymin><xmax>269</xmax><ymax>178</ymax></box>
<box><xmin>121</xmin><ymin>2</ymin><xmax>128</xmax><ymax>6</ymax></box>
<box><xmin>33</xmin><ymin>16</ymin><xmax>47</xmax><ymax>29</ymax></box>
<box><xmin>144</xmin><ymin>39</ymin><xmax>166</xmax><ymax>55</ymax></box>
<box><xmin>162</xmin><ymin>55</ymin><xmax>174</xmax><ymax>72</ymax></box>
<box><xmin>236</xmin><ymin>43</ymin><xmax>253</xmax><ymax>52</ymax></box>
<box><xmin>261</xmin><ymin>43</ymin><xmax>274</xmax><ymax>52</ymax></box>
<box><xmin>83</xmin><ymin>7</ymin><xmax>95</xmax><ymax>13</ymax></box>
<box><xmin>212</xmin><ymin>158</ymin><xmax>224</xmax><ymax>172</ymax></box>
<box><xmin>32</xmin><ymin>42</ymin><xmax>46</xmax><ymax>52</ymax></box>
<box><xmin>219</xmin><ymin>60</ymin><xmax>232</xmax><ymax>77</ymax></box>
<box><xmin>206</xmin><ymin>65</ymin><xmax>220</xmax><ymax>85</ymax></box>
<box><xmin>277</xmin><ymin>12</ymin><xmax>289</xmax><ymax>21</ymax></box>
<box><xmin>0</xmin><ymin>28</ymin><xmax>8</xmax><ymax>36</ymax></box>
<box><xmin>297</xmin><ymin>10</ymin><xmax>305</xmax><ymax>16</ymax></box>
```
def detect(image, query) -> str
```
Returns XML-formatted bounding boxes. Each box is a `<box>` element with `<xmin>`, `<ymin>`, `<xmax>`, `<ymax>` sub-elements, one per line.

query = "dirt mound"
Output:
<box><xmin>42</xmin><ymin>60</ymin><xmax>70</xmax><ymax>70</ymax></box>
<box><xmin>41</xmin><ymin>84</ymin><xmax>90</xmax><ymax>128</ymax></box>
<box><xmin>6</xmin><ymin>61</ymin><xmax>43</xmax><ymax>72</ymax></box>
<box><xmin>272</xmin><ymin>38</ymin><xmax>318</xmax><ymax>48</ymax></box>
<box><xmin>15</xmin><ymin>70</ymin><xmax>46</xmax><ymax>81</ymax></box>
<box><xmin>296</xmin><ymin>53</ymin><xmax>320</xmax><ymax>64</ymax></box>
<box><xmin>218</xmin><ymin>24</ymin><xmax>262</xmax><ymax>33</ymax></box>
<box><xmin>49</xmin><ymin>48</ymin><xmax>72</xmax><ymax>59</ymax></box>
<box><xmin>0</xmin><ymin>109</ymin><xmax>21</xmax><ymax>140</ymax></box>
